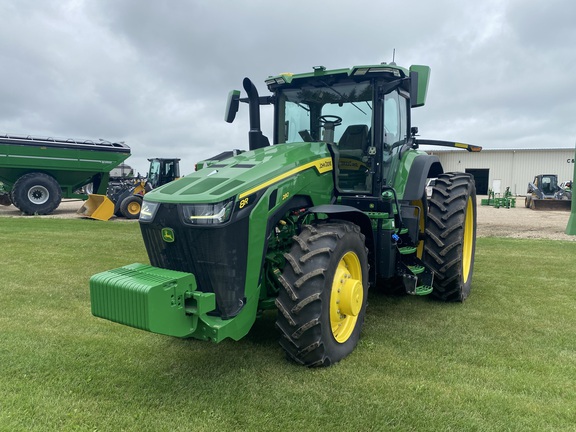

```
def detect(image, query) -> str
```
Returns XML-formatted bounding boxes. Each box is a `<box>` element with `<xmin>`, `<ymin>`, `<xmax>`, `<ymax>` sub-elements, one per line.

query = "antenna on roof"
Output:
<box><xmin>390</xmin><ymin>48</ymin><xmax>396</xmax><ymax>66</ymax></box>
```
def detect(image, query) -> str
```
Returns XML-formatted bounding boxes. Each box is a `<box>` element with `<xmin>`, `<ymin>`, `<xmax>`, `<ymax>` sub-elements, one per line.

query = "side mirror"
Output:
<box><xmin>409</xmin><ymin>65</ymin><xmax>430</xmax><ymax>108</ymax></box>
<box><xmin>225</xmin><ymin>90</ymin><xmax>241</xmax><ymax>123</ymax></box>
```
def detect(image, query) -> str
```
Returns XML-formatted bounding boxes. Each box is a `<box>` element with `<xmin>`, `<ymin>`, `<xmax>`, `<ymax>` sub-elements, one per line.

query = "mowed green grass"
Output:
<box><xmin>1</xmin><ymin>217</ymin><xmax>575</xmax><ymax>431</ymax></box>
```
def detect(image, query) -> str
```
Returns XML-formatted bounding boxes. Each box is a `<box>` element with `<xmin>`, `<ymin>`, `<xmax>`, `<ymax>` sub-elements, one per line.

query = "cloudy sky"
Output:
<box><xmin>1</xmin><ymin>0</ymin><xmax>575</xmax><ymax>174</ymax></box>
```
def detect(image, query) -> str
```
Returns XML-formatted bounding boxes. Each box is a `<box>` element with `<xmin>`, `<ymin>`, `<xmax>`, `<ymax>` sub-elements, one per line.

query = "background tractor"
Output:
<box><xmin>78</xmin><ymin>157</ymin><xmax>180</xmax><ymax>220</ymax></box>
<box><xmin>90</xmin><ymin>62</ymin><xmax>481</xmax><ymax>366</ymax></box>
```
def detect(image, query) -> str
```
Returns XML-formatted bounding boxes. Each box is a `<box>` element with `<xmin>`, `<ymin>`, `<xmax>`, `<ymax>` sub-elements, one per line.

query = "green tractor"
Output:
<box><xmin>90</xmin><ymin>62</ymin><xmax>481</xmax><ymax>366</ymax></box>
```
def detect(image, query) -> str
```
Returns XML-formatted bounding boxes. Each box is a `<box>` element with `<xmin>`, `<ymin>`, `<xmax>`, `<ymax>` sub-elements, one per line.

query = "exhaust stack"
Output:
<box><xmin>243</xmin><ymin>78</ymin><xmax>270</xmax><ymax>151</ymax></box>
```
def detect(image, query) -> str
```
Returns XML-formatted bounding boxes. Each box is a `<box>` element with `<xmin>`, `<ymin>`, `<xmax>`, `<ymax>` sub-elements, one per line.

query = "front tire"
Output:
<box><xmin>120</xmin><ymin>195</ymin><xmax>143</xmax><ymax>219</ymax></box>
<box><xmin>12</xmin><ymin>172</ymin><xmax>62</xmax><ymax>215</ymax></box>
<box><xmin>275</xmin><ymin>221</ymin><xmax>369</xmax><ymax>367</ymax></box>
<box><xmin>423</xmin><ymin>173</ymin><xmax>477</xmax><ymax>302</ymax></box>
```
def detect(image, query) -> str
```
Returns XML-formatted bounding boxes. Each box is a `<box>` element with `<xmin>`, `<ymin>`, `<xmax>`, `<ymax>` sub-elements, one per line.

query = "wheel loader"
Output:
<box><xmin>90</xmin><ymin>62</ymin><xmax>481</xmax><ymax>366</ymax></box>
<box><xmin>78</xmin><ymin>157</ymin><xmax>180</xmax><ymax>220</ymax></box>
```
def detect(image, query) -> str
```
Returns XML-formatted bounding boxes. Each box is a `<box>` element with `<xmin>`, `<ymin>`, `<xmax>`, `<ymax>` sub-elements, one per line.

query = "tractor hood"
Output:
<box><xmin>144</xmin><ymin>142</ymin><xmax>334</xmax><ymax>206</ymax></box>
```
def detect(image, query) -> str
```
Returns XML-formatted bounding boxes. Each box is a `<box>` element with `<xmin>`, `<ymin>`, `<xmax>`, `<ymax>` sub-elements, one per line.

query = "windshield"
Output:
<box><xmin>277</xmin><ymin>81</ymin><xmax>374</xmax><ymax>194</ymax></box>
<box><xmin>148</xmin><ymin>160</ymin><xmax>160</xmax><ymax>186</ymax></box>
<box><xmin>278</xmin><ymin>81</ymin><xmax>373</xmax><ymax>144</ymax></box>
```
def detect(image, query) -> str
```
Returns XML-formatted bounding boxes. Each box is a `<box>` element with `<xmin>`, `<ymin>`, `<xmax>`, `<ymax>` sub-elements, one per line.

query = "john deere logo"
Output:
<box><xmin>161</xmin><ymin>228</ymin><xmax>175</xmax><ymax>243</ymax></box>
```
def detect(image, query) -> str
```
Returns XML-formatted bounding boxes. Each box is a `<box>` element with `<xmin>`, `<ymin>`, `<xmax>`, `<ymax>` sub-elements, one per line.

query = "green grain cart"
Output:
<box><xmin>0</xmin><ymin>134</ymin><xmax>130</xmax><ymax>214</ymax></box>
<box><xmin>90</xmin><ymin>63</ymin><xmax>481</xmax><ymax>366</ymax></box>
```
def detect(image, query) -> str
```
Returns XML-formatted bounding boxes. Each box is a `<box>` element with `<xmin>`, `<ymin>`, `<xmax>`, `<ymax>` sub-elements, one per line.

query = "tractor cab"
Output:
<box><xmin>226</xmin><ymin>64</ymin><xmax>478</xmax><ymax>211</ymax></box>
<box><xmin>274</xmin><ymin>78</ymin><xmax>377</xmax><ymax>194</ymax></box>
<box><xmin>227</xmin><ymin>64</ymin><xmax>432</xmax><ymax>201</ymax></box>
<box><xmin>147</xmin><ymin>158</ymin><xmax>181</xmax><ymax>190</ymax></box>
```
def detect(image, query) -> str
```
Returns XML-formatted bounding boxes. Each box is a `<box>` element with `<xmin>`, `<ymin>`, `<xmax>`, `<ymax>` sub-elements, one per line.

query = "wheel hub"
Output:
<box><xmin>462</xmin><ymin>196</ymin><xmax>474</xmax><ymax>283</ymax></box>
<box><xmin>340</xmin><ymin>278</ymin><xmax>362</xmax><ymax>317</ymax></box>
<box><xmin>28</xmin><ymin>185</ymin><xmax>49</xmax><ymax>205</ymax></box>
<box><xmin>128</xmin><ymin>202</ymin><xmax>141</xmax><ymax>215</ymax></box>
<box><xmin>330</xmin><ymin>251</ymin><xmax>363</xmax><ymax>343</ymax></box>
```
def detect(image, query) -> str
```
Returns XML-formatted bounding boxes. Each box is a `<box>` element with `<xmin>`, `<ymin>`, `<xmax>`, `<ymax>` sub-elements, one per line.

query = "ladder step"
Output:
<box><xmin>414</xmin><ymin>285</ymin><xmax>433</xmax><ymax>296</ymax></box>
<box><xmin>398</xmin><ymin>228</ymin><xmax>409</xmax><ymax>235</ymax></box>
<box><xmin>408</xmin><ymin>265</ymin><xmax>425</xmax><ymax>275</ymax></box>
<box><xmin>398</xmin><ymin>246</ymin><xmax>417</xmax><ymax>255</ymax></box>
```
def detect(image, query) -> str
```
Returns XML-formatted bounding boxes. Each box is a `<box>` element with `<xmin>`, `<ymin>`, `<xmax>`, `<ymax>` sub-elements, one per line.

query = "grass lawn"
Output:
<box><xmin>1</xmin><ymin>218</ymin><xmax>575</xmax><ymax>431</ymax></box>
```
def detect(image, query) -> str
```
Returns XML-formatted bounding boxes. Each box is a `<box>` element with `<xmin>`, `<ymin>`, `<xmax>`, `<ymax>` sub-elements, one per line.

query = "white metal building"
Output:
<box><xmin>426</xmin><ymin>148</ymin><xmax>576</xmax><ymax>196</ymax></box>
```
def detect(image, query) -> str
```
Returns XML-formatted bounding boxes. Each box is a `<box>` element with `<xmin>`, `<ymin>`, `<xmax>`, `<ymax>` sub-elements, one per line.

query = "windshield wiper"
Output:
<box><xmin>318</xmin><ymin>80</ymin><xmax>367</xmax><ymax>115</ymax></box>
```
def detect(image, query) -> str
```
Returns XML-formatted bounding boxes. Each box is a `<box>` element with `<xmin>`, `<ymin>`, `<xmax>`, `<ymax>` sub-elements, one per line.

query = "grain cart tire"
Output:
<box><xmin>120</xmin><ymin>195</ymin><xmax>143</xmax><ymax>219</ymax></box>
<box><xmin>12</xmin><ymin>172</ymin><xmax>62</xmax><ymax>215</ymax></box>
<box><xmin>276</xmin><ymin>221</ymin><xmax>368</xmax><ymax>367</ymax></box>
<box><xmin>423</xmin><ymin>172</ymin><xmax>477</xmax><ymax>302</ymax></box>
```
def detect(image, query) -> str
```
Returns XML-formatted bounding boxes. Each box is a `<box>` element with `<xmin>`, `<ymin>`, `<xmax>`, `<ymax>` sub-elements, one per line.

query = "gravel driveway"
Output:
<box><xmin>1</xmin><ymin>196</ymin><xmax>574</xmax><ymax>241</ymax></box>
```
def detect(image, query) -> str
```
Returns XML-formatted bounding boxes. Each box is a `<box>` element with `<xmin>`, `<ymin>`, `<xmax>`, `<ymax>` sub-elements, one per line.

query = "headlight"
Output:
<box><xmin>182</xmin><ymin>199</ymin><xmax>234</xmax><ymax>225</ymax></box>
<box><xmin>139</xmin><ymin>200</ymin><xmax>160</xmax><ymax>222</ymax></box>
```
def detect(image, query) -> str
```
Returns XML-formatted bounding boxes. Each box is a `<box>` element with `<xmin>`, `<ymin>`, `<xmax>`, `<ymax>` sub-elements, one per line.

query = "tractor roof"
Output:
<box><xmin>265</xmin><ymin>63</ymin><xmax>410</xmax><ymax>88</ymax></box>
<box><xmin>265</xmin><ymin>63</ymin><xmax>431</xmax><ymax>107</ymax></box>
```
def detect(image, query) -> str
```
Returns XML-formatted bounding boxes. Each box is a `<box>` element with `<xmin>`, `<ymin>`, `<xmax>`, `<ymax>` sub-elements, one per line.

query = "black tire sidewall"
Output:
<box><xmin>12</xmin><ymin>173</ymin><xmax>62</xmax><ymax>215</ymax></box>
<box><xmin>424</xmin><ymin>173</ymin><xmax>477</xmax><ymax>302</ymax></box>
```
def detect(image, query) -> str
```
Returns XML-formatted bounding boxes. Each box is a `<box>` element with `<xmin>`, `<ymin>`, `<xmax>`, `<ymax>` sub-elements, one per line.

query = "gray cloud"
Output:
<box><xmin>1</xmin><ymin>0</ymin><xmax>575</xmax><ymax>174</ymax></box>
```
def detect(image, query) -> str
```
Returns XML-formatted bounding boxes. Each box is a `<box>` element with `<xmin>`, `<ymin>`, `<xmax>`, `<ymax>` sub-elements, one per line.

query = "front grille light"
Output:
<box><xmin>182</xmin><ymin>198</ymin><xmax>234</xmax><ymax>225</ymax></box>
<box><xmin>139</xmin><ymin>200</ymin><xmax>160</xmax><ymax>222</ymax></box>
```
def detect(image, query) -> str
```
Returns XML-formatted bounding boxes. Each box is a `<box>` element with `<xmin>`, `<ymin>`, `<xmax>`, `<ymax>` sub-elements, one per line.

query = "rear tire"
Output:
<box><xmin>120</xmin><ymin>195</ymin><xmax>143</xmax><ymax>219</ymax></box>
<box><xmin>12</xmin><ymin>172</ymin><xmax>62</xmax><ymax>215</ymax></box>
<box><xmin>275</xmin><ymin>221</ymin><xmax>368</xmax><ymax>367</ymax></box>
<box><xmin>423</xmin><ymin>172</ymin><xmax>477</xmax><ymax>302</ymax></box>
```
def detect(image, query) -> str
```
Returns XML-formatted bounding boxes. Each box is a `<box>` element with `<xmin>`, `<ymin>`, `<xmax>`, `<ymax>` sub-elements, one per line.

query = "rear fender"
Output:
<box><xmin>402</xmin><ymin>155</ymin><xmax>443</xmax><ymax>201</ymax></box>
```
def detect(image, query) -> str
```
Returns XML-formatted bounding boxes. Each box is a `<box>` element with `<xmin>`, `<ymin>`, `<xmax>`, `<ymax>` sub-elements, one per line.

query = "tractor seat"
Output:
<box><xmin>337</xmin><ymin>124</ymin><xmax>370</xmax><ymax>192</ymax></box>
<box><xmin>338</xmin><ymin>124</ymin><xmax>368</xmax><ymax>159</ymax></box>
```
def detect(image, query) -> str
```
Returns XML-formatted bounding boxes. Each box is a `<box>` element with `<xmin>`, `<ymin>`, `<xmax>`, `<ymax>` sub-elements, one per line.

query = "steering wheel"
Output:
<box><xmin>319</xmin><ymin>115</ymin><xmax>343</xmax><ymax>127</ymax></box>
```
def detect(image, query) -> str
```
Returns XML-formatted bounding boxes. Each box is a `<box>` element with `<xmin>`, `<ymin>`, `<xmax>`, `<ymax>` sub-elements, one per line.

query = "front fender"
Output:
<box><xmin>306</xmin><ymin>204</ymin><xmax>376</xmax><ymax>284</ymax></box>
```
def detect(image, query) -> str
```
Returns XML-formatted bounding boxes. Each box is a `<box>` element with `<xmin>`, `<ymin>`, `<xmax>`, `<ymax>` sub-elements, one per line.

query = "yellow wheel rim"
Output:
<box><xmin>128</xmin><ymin>201</ymin><xmax>141</xmax><ymax>215</ymax></box>
<box><xmin>462</xmin><ymin>197</ymin><xmax>474</xmax><ymax>283</ymax></box>
<box><xmin>330</xmin><ymin>251</ymin><xmax>363</xmax><ymax>343</ymax></box>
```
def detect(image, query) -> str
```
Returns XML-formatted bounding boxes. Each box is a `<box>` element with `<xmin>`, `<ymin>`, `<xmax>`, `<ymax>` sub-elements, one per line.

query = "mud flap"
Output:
<box><xmin>0</xmin><ymin>193</ymin><xmax>11</xmax><ymax>206</ymax></box>
<box><xmin>77</xmin><ymin>194</ymin><xmax>115</xmax><ymax>220</ymax></box>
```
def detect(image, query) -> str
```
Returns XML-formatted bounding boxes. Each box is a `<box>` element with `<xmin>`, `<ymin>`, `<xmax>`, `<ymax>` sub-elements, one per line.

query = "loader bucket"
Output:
<box><xmin>78</xmin><ymin>194</ymin><xmax>115</xmax><ymax>221</ymax></box>
<box><xmin>529</xmin><ymin>199</ymin><xmax>572</xmax><ymax>211</ymax></box>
